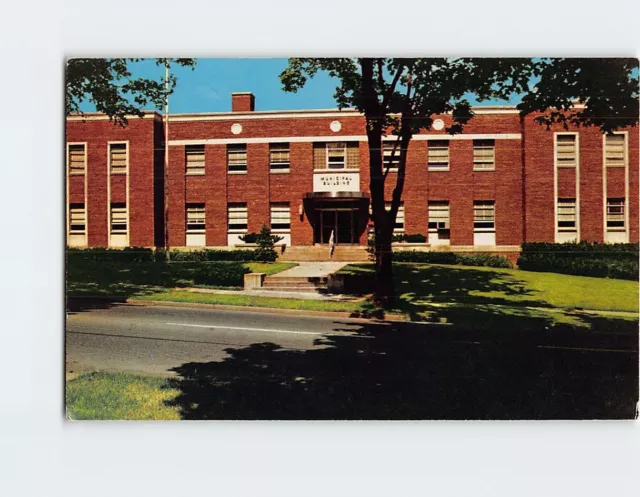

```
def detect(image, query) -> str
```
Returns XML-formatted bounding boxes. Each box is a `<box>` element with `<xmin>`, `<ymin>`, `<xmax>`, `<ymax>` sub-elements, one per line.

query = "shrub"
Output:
<box><xmin>67</xmin><ymin>247</ymin><xmax>156</xmax><ymax>263</ymax></box>
<box><xmin>456</xmin><ymin>254</ymin><xmax>513</xmax><ymax>268</ymax></box>
<box><xmin>254</xmin><ymin>225</ymin><xmax>283</xmax><ymax>262</ymax></box>
<box><xmin>170</xmin><ymin>262</ymin><xmax>249</xmax><ymax>287</ymax></box>
<box><xmin>238</xmin><ymin>233</ymin><xmax>259</xmax><ymax>244</ymax></box>
<box><xmin>518</xmin><ymin>242</ymin><xmax>639</xmax><ymax>280</ymax></box>
<box><xmin>393</xmin><ymin>251</ymin><xmax>458</xmax><ymax>264</ymax></box>
<box><xmin>169</xmin><ymin>249</ymin><xmax>258</xmax><ymax>262</ymax></box>
<box><xmin>392</xmin><ymin>233</ymin><xmax>428</xmax><ymax>243</ymax></box>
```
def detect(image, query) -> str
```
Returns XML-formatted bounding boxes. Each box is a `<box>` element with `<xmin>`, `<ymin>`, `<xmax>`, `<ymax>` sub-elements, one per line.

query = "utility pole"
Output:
<box><xmin>164</xmin><ymin>60</ymin><xmax>170</xmax><ymax>262</ymax></box>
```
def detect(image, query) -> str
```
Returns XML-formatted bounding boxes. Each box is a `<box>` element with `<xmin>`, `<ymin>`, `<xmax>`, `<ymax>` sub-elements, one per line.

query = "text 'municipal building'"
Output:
<box><xmin>66</xmin><ymin>92</ymin><xmax>639</xmax><ymax>260</ymax></box>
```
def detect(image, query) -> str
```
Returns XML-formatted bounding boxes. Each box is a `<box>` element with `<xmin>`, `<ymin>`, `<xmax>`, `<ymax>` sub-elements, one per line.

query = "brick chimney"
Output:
<box><xmin>231</xmin><ymin>92</ymin><xmax>255</xmax><ymax>112</ymax></box>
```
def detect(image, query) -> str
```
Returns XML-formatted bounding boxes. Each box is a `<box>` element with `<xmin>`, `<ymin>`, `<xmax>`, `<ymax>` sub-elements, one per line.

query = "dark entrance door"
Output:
<box><xmin>316</xmin><ymin>209</ymin><xmax>356</xmax><ymax>244</ymax></box>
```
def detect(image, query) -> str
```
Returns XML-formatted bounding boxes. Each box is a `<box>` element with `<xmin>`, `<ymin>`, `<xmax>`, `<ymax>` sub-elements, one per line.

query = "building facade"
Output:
<box><xmin>66</xmin><ymin>92</ymin><xmax>639</xmax><ymax>259</ymax></box>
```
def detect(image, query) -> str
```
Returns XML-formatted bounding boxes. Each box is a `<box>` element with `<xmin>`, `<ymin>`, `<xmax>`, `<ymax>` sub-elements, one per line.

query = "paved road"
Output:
<box><xmin>66</xmin><ymin>303</ymin><xmax>370</xmax><ymax>376</ymax></box>
<box><xmin>66</xmin><ymin>301</ymin><xmax>639</xmax><ymax>418</ymax></box>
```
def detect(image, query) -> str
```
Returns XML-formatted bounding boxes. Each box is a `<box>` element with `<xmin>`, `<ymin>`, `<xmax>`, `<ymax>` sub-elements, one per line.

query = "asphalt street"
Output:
<box><xmin>66</xmin><ymin>303</ymin><xmax>372</xmax><ymax>375</ymax></box>
<box><xmin>65</xmin><ymin>301</ymin><xmax>639</xmax><ymax>418</ymax></box>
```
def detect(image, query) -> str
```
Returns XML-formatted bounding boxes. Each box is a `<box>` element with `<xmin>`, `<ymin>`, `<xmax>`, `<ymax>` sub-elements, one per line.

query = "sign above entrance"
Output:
<box><xmin>313</xmin><ymin>172</ymin><xmax>360</xmax><ymax>193</ymax></box>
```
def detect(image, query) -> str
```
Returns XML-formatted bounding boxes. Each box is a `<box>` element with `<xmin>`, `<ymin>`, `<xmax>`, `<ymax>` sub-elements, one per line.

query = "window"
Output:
<box><xmin>556</xmin><ymin>135</ymin><xmax>577</xmax><ymax>167</ymax></box>
<box><xmin>313</xmin><ymin>142</ymin><xmax>359</xmax><ymax>169</ymax></box>
<box><xmin>473</xmin><ymin>139</ymin><xmax>495</xmax><ymax>171</ymax></box>
<box><xmin>270</xmin><ymin>203</ymin><xmax>291</xmax><ymax>231</ymax></box>
<box><xmin>428</xmin><ymin>141</ymin><xmax>449</xmax><ymax>170</ymax></box>
<box><xmin>185</xmin><ymin>145</ymin><xmax>205</xmax><ymax>174</ymax></box>
<box><xmin>68</xmin><ymin>144</ymin><xmax>86</xmax><ymax>174</ymax></box>
<box><xmin>109</xmin><ymin>143</ymin><xmax>127</xmax><ymax>174</ymax></box>
<box><xmin>270</xmin><ymin>144</ymin><xmax>290</xmax><ymax>172</ymax></box>
<box><xmin>557</xmin><ymin>199</ymin><xmax>577</xmax><ymax>231</ymax></box>
<box><xmin>386</xmin><ymin>202</ymin><xmax>405</xmax><ymax>233</ymax></box>
<box><xmin>428</xmin><ymin>202</ymin><xmax>450</xmax><ymax>232</ymax></box>
<box><xmin>383</xmin><ymin>141</ymin><xmax>402</xmax><ymax>172</ymax></box>
<box><xmin>110</xmin><ymin>203</ymin><xmax>127</xmax><ymax>233</ymax></box>
<box><xmin>186</xmin><ymin>203</ymin><xmax>206</xmax><ymax>233</ymax></box>
<box><xmin>69</xmin><ymin>203</ymin><xmax>86</xmax><ymax>233</ymax></box>
<box><xmin>227</xmin><ymin>203</ymin><xmax>248</xmax><ymax>232</ymax></box>
<box><xmin>227</xmin><ymin>144</ymin><xmax>247</xmax><ymax>173</ymax></box>
<box><xmin>327</xmin><ymin>142</ymin><xmax>346</xmax><ymax>169</ymax></box>
<box><xmin>473</xmin><ymin>201</ymin><xmax>495</xmax><ymax>231</ymax></box>
<box><xmin>605</xmin><ymin>134</ymin><xmax>626</xmax><ymax>167</ymax></box>
<box><xmin>606</xmin><ymin>198</ymin><xmax>625</xmax><ymax>231</ymax></box>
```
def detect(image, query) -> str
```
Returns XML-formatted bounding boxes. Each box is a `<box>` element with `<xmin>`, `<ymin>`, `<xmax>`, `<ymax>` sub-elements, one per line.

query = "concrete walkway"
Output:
<box><xmin>272</xmin><ymin>261</ymin><xmax>349</xmax><ymax>278</ymax></box>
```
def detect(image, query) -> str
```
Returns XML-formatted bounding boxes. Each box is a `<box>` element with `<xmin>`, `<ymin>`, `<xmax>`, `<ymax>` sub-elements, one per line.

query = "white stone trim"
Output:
<box><xmin>107</xmin><ymin>140</ymin><xmax>130</xmax><ymax>247</ymax></box>
<box><xmin>66</xmin><ymin>142</ymin><xmax>89</xmax><ymax>247</ymax></box>
<box><xmin>553</xmin><ymin>132</ymin><xmax>580</xmax><ymax>242</ymax></box>
<box><xmin>66</xmin><ymin>112</ymin><xmax>160</xmax><ymax>121</ymax></box>
<box><xmin>602</xmin><ymin>131</ymin><xmax>630</xmax><ymax>242</ymax></box>
<box><xmin>169</xmin><ymin>133</ymin><xmax>521</xmax><ymax>147</ymax></box>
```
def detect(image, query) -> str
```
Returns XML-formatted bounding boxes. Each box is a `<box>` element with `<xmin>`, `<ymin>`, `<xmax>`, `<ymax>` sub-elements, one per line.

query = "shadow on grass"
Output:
<box><xmin>166</xmin><ymin>311</ymin><xmax>638</xmax><ymax>420</ymax></box>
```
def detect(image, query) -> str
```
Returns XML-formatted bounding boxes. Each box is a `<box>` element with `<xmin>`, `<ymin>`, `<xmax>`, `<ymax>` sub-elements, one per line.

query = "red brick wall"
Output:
<box><xmin>66</xmin><ymin>109</ymin><xmax>638</xmax><ymax>249</ymax></box>
<box><xmin>66</xmin><ymin>116</ymin><xmax>158</xmax><ymax>247</ymax></box>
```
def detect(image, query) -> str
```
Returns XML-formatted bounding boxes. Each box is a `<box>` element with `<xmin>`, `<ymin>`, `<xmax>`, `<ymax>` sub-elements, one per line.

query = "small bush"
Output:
<box><xmin>238</xmin><ymin>233</ymin><xmax>259</xmax><ymax>244</ymax></box>
<box><xmin>170</xmin><ymin>262</ymin><xmax>249</xmax><ymax>287</ymax></box>
<box><xmin>392</xmin><ymin>233</ymin><xmax>428</xmax><ymax>243</ymax></box>
<box><xmin>67</xmin><ymin>247</ymin><xmax>156</xmax><ymax>263</ymax></box>
<box><xmin>169</xmin><ymin>249</ymin><xmax>258</xmax><ymax>262</ymax></box>
<box><xmin>254</xmin><ymin>225</ymin><xmax>283</xmax><ymax>262</ymax></box>
<box><xmin>456</xmin><ymin>254</ymin><xmax>513</xmax><ymax>268</ymax></box>
<box><xmin>393</xmin><ymin>251</ymin><xmax>458</xmax><ymax>264</ymax></box>
<box><xmin>518</xmin><ymin>242</ymin><xmax>639</xmax><ymax>280</ymax></box>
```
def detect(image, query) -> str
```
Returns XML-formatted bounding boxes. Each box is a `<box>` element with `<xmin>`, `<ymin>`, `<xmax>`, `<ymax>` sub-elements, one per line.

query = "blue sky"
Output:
<box><xmin>79</xmin><ymin>58</ymin><xmax>523</xmax><ymax>114</ymax></box>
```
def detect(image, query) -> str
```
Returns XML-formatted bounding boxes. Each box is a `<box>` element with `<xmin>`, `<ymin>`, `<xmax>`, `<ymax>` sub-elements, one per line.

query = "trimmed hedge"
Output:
<box><xmin>168</xmin><ymin>249</ymin><xmax>260</xmax><ymax>262</ymax></box>
<box><xmin>169</xmin><ymin>262</ymin><xmax>250</xmax><ymax>287</ymax></box>
<box><xmin>66</xmin><ymin>247</ymin><xmax>157</xmax><ymax>263</ymax></box>
<box><xmin>393</xmin><ymin>233</ymin><xmax>428</xmax><ymax>243</ymax></box>
<box><xmin>518</xmin><ymin>242</ymin><xmax>639</xmax><ymax>281</ymax></box>
<box><xmin>393</xmin><ymin>251</ymin><xmax>512</xmax><ymax>268</ymax></box>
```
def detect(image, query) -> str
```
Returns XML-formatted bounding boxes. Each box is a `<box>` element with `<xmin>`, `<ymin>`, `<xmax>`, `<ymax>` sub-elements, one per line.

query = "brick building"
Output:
<box><xmin>65</xmin><ymin>92</ymin><xmax>639</xmax><ymax>260</ymax></box>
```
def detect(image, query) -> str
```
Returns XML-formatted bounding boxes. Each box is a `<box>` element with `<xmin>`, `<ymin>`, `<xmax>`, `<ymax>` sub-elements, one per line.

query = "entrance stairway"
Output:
<box><xmin>278</xmin><ymin>245</ymin><xmax>369</xmax><ymax>262</ymax></box>
<box><xmin>260</xmin><ymin>275</ymin><xmax>329</xmax><ymax>294</ymax></box>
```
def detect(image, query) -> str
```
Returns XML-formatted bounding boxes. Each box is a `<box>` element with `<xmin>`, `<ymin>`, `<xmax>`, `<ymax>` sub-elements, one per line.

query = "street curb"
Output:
<box><xmin>125</xmin><ymin>298</ymin><xmax>408</xmax><ymax>322</ymax></box>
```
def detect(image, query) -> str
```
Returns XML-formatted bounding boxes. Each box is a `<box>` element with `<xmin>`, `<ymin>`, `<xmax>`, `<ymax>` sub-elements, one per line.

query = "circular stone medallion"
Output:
<box><xmin>432</xmin><ymin>119</ymin><xmax>445</xmax><ymax>131</ymax></box>
<box><xmin>330</xmin><ymin>120</ymin><xmax>342</xmax><ymax>132</ymax></box>
<box><xmin>231</xmin><ymin>123</ymin><xmax>243</xmax><ymax>135</ymax></box>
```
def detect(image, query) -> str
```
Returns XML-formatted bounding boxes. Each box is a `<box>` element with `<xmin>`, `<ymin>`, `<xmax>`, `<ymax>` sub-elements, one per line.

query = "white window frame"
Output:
<box><xmin>68</xmin><ymin>203</ymin><xmax>86</xmax><ymax>234</ymax></box>
<box><xmin>185</xmin><ymin>145</ymin><xmax>206</xmax><ymax>175</ymax></box>
<box><xmin>386</xmin><ymin>201</ymin><xmax>405</xmax><ymax>233</ymax></box>
<box><xmin>473</xmin><ymin>139</ymin><xmax>495</xmax><ymax>171</ymax></box>
<box><xmin>186</xmin><ymin>203</ymin><xmax>206</xmax><ymax>234</ymax></box>
<box><xmin>606</xmin><ymin>198</ymin><xmax>626</xmax><ymax>232</ymax></box>
<box><xmin>604</xmin><ymin>133</ymin><xmax>627</xmax><ymax>168</ymax></box>
<box><xmin>270</xmin><ymin>203</ymin><xmax>291</xmax><ymax>232</ymax></box>
<box><xmin>269</xmin><ymin>143</ymin><xmax>290</xmax><ymax>173</ymax></box>
<box><xmin>428</xmin><ymin>201</ymin><xmax>450</xmax><ymax>232</ymax></box>
<box><xmin>110</xmin><ymin>203</ymin><xmax>128</xmax><ymax>234</ymax></box>
<box><xmin>556</xmin><ymin>198</ymin><xmax>577</xmax><ymax>232</ymax></box>
<box><xmin>227</xmin><ymin>203</ymin><xmax>248</xmax><ymax>233</ymax></box>
<box><xmin>555</xmin><ymin>134</ymin><xmax>577</xmax><ymax>168</ymax></box>
<box><xmin>382</xmin><ymin>140</ymin><xmax>401</xmax><ymax>173</ymax></box>
<box><xmin>473</xmin><ymin>201</ymin><xmax>495</xmax><ymax>232</ymax></box>
<box><xmin>227</xmin><ymin>144</ymin><xmax>247</xmax><ymax>174</ymax></box>
<box><xmin>67</xmin><ymin>142</ymin><xmax>87</xmax><ymax>175</ymax></box>
<box><xmin>108</xmin><ymin>141</ymin><xmax>129</xmax><ymax>175</ymax></box>
<box><xmin>326</xmin><ymin>142</ymin><xmax>347</xmax><ymax>170</ymax></box>
<box><xmin>428</xmin><ymin>140</ymin><xmax>450</xmax><ymax>171</ymax></box>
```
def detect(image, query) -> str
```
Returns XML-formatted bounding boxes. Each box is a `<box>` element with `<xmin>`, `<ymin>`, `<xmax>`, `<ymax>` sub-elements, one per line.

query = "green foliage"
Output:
<box><xmin>393</xmin><ymin>251</ymin><xmax>512</xmax><ymax>268</ymax></box>
<box><xmin>238</xmin><ymin>233</ymin><xmax>259</xmax><ymax>243</ymax></box>
<box><xmin>66</xmin><ymin>246</ymin><xmax>156</xmax><ymax>263</ymax></box>
<box><xmin>254</xmin><ymin>225</ymin><xmax>284</xmax><ymax>262</ymax></box>
<box><xmin>169</xmin><ymin>249</ymin><xmax>259</xmax><ymax>262</ymax></box>
<box><xmin>518</xmin><ymin>242</ymin><xmax>639</xmax><ymax>281</ymax></box>
<box><xmin>393</xmin><ymin>233</ymin><xmax>427</xmax><ymax>243</ymax></box>
<box><xmin>66</xmin><ymin>58</ymin><xmax>196</xmax><ymax>126</ymax></box>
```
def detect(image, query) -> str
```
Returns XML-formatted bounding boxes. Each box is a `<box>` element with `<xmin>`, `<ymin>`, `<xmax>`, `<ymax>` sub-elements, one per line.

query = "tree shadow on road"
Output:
<box><xmin>166</xmin><ymin>310</ymin><xmax>639</xmax><ymax>420</ymax></box>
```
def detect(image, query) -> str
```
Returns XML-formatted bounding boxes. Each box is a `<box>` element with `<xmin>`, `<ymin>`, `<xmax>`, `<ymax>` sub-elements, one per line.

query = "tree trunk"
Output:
<box><xmin>374</xmin><ymin>226</ymin><xmax>395</xmax><ymax>305</ymax></box>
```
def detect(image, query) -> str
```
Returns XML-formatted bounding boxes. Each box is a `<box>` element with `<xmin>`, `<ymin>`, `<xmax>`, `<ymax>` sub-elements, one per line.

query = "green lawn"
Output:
<box><xmin>66</xmin><ymin>372</ymin><xmax>180</xmax><ymax>420</ymax></box>
<box><xmin>340</xmin><ymin>263</ymin><xmax>639</xmax><ymax>313</ymax></box>
<box><xmin>66</xmin><ymin>259</ymin><xmax>296</xmax><ymax>297</ymax></box>
<box><xmin>136</xmin><ymin>289</ymin><xmax>364</xmax><ymax>313</ymax></box>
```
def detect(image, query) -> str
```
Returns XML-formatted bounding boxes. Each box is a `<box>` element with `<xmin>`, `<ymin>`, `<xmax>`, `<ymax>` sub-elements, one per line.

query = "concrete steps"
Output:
<box><xmin>261</xmin><ymin>275</ymin><xmax>329</xmax><ymax>294</ymax></box>
<box><xmin>279</xmin><ymin>245</ymin><xmax>369</xmax><ymax>262</ymax></box>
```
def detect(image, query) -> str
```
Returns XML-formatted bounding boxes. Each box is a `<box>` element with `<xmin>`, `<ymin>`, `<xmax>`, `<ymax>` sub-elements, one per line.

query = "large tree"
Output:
<box><xmin>280</xmin><ymin>57</ymin><xmax>638</xmax><ymax>303</ymax></box>
<box><xmin>66</xmin><ymin>58</ymin><xmax>196</xmax><ymax>125</ymax></box>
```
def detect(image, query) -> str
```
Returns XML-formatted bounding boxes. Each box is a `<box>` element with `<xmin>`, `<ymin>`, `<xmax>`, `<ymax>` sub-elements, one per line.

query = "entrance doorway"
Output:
<box><xmin>315</xmin><ymin>209</ymin><xmax>357</xmax><ymax>244</ymax></box>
